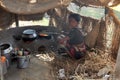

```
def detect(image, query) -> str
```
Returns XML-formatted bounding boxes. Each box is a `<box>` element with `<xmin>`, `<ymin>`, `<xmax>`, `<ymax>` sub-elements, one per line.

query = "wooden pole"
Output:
<box><xmin>108</xmin><ymin>7</ymin><xmax>120</xmax><ymax>80</ymax></box>
<box><xmin>0</xmin><ymin>49</ymin><xmax>4</xmax><ymax>80</ymax></box>
<box><xmin>114</xmin><ymin>45</ymin><xmax>120</xmax><ymax>80</ymax></box>
<box><xmin>14</xmin><ymin>14</ymin><xmax>19</xmax><ymax>27</ymax></box>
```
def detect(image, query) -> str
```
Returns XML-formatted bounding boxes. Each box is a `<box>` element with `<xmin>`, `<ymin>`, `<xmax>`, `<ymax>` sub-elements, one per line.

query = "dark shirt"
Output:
<box><xmin>68</xmin><ymin>27</ymin><xmax>84</xmax><ymax>45</ymax></box>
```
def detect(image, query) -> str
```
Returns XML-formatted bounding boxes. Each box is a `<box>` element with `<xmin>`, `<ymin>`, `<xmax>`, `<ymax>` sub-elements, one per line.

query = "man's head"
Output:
<box><xmin>68</xmin><ymin>13</ymin><xmax>80</xmax><ymax>28</ymax></box>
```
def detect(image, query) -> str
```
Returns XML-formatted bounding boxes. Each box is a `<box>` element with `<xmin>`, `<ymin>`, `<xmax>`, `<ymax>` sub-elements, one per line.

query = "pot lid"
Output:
<box><xmin>23</xmin><ymin>29</ymin><xmax>36</xmax><ymax>35</ymax></box>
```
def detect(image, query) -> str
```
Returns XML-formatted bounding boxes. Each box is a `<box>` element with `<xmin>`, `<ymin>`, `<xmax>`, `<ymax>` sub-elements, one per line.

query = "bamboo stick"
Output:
<box><xmin>0</xmin><ymin>49</ymin><xmax>4</xmax><ymax>80</ymax></box>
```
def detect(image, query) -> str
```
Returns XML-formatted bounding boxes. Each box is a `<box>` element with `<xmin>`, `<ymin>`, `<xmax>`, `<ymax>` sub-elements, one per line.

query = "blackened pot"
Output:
<box><xmin>22</xmin><ymin>29</ymin><xmax>37</xmax><ymax>42</ymax></box>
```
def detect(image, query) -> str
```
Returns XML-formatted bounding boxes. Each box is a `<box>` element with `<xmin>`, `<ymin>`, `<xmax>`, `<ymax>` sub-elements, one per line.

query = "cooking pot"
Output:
<box><xmin>22</xmin><ymin>29</ymin><xmax>37</xmax><ymax>42</ymax></box>
<box><xmin>0</xmin><ymin>43</ymin><xmax>13</xmax><ymax>54</ymax></box>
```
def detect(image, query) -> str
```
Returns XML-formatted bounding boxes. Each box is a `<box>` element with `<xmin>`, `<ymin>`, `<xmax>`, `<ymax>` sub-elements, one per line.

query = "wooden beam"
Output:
<box><xmin>14</xmin><ymin>14</ymin><xmax>19</xmax><ymax>27</ymax></box>
<box><xmin>115</xmin><ymin>44</ymin><xmax>120</xmax><ymax>80</ymax></box>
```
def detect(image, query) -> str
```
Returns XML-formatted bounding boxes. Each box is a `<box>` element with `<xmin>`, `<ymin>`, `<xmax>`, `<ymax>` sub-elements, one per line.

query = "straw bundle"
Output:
<box><xmin>51</xmin><ymin>50</ymin><xmax>115</xmax><ymax>79</ymax></box>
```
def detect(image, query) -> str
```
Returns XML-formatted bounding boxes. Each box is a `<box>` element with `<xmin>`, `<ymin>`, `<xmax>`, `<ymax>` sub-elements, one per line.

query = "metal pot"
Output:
<box><xmin>17</xmin><ymin>56</ymin><xmax>30</xmax><ymax>69</ymax></box>
<box><xmin>22</xmin><ymin>29</ymin><xmax>37</xmax><ymax>42</ymax></box>
<box><xmin>0</xmin><ymin>43</ymin><xmax>13</xmax><ymax>54</ymax></box>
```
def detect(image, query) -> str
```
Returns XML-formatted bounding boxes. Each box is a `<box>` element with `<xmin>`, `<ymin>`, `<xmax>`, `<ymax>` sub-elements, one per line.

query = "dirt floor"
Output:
<box><xmin>4</xmin><ymin>55</ymin><xmax>54</xmax><ymax>80</ymax></box>
<box><xmin>2</xmin><ymin>50</ymin><xmax>115</xmax><ymax>80</ymax></box>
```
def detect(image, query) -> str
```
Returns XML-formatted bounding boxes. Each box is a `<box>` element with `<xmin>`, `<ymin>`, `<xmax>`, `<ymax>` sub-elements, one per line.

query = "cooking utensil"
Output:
<box><xmin>0</xmin><ymin>43</ymin><xmax>13</xmax><ymax>54</ymax></box>
<box><xmin>22</xmin><ymin>29</ymin><xmax>37</xmax><ymax>42</ymax></box>
<box><xmin>39</xmin><ymin>33</ymin><xmax>51</xmax><ymax>39</ymax></box>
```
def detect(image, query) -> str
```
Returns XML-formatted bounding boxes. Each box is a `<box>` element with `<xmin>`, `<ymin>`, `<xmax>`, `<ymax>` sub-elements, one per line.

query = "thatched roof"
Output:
<box><xmin>0</xmin><ymin>0</ymin><xmax>120</xmax><ymax>14</ymax></box>
<box><xmin>73</xmin><ymin>0</ymin><xmax>102</xmax><ymax>7</ymax></box>
<box><xmin>18</xmin><ymin>13</ymin><xmax>44</xmax><ymax>21</ymax></box>
<box><xmin>99</xmin><ymin>0</ymin><xmax>120</xmax><ymax>6</ymax></box>
<box><xmin>73</xmin><ymin>0</ymin><xmax>120</xmax><ymax>8</ymax></box>
<box><xmin>0</xmin><ymin>0</ymin><xmax>71</xmax><ymax>14</ymax></box>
